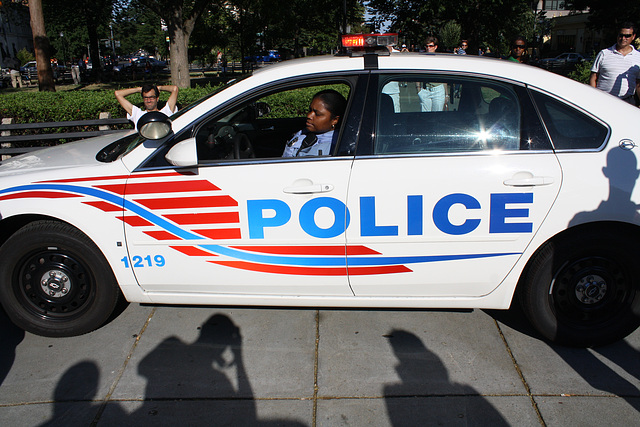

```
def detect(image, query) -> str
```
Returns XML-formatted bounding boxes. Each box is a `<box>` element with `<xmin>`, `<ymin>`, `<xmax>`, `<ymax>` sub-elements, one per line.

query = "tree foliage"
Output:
<box><xmin>367</xmin><ymin>0</ymin><xmax>535</xmax><ymax>54</ymax></box>
<box><xmin>42</xmin><ymin>0</ymin><xmax>114</xmax><ymax>82</ymax></box>
<box><xmin>567</xmin><ymin>0</ymin><xmax>640</xmax><ymax>47</ymax></box>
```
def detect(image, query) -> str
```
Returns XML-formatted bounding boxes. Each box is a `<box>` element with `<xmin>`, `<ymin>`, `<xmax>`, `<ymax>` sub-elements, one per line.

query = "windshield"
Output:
<box><xmin>169</xmin><ymin>76</ymin><xmax>248</xmax><ymax>120</ymax></box>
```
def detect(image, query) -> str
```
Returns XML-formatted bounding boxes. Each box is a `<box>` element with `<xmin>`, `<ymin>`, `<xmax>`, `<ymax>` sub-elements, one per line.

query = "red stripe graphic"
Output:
<box><xmin>83</xmin><ymin>201</ymin><xmax>122</xmax><ymax>212</ymax></box>
<box><xmin>210</xmin><ymin>260</ymin><xmax>348</xmax><ymax>276</ymax></box>
<box><xmin>348</xmin><ymin>265</ymin><xmax>412</xmax><ymax>275</ymax></box>
<box><xmin>163</xmin><ymin>212</ymin><xmax>239</xmax><ymax>225</ymax></box>
<box><xmin>228</xmin><ymin>245</ymin><xmax>381</xmax><ymax>256</ymax></box>
<box><xmin>136</xmin><ymin>195</ymin><xmax>238</xmax><ymax>209</ymax></box>
<box><xmin>208</xmin><ymin>261</ymin><xmax>412</xmax><ymax>276</ymax></box>
<box><xmin>0</xmin><ymin>191</ymin><xmax>81</xmax><ymax>201</ymax></box>
<box><xmin>118</xmin><ymin>216</ymin><xmax>154</xmax><ymax>227</ymax></box>
<box><xmin>194</xmin><ymin>228</ymin><xmax>242</xmax><ymax>239</ymax></box>
<box><xmin>144</xmin><ymin>230</ymin><xmax>180</xmax><ymax>240</ymax></box>
<box><xmin>170</xmin><ymin>246</ymin><xmax>218</xmax><ymax>257</ymax></box>
<box><xmin>96</xmin><ymin>180</ymin><xmax>220</xmax><ymax>195</ymax></box>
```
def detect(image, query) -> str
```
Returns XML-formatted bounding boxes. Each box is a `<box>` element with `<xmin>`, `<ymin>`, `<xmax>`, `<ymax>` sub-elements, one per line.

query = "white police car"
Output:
<box><xmin>1</xmin><ymin>34</ymin><xmax>639</xmax><ymax>347</ymax></box>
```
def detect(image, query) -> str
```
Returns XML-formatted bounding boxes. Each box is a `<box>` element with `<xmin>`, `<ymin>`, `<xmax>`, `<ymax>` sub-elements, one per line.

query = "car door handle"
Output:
<box><xmin>504</xmin><ymin>176</ymin><xmax>554</xmax><ymax>187</ymax></box>
<box><xmin>283</xmin><ymin>184</ymin><xmax>334</xmax><ymax>194</ymax></box>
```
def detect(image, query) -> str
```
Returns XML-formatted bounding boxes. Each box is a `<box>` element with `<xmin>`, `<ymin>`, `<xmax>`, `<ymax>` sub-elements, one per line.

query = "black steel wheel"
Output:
<box><xmin>0</xmin><ymin>220</ymin><xmax>120</xmax><ymax>337</ymax></box>
<box><xmin>519</xmin><ymin>232</ymin><xmax>640</xmax><ymax>347</ymax></box>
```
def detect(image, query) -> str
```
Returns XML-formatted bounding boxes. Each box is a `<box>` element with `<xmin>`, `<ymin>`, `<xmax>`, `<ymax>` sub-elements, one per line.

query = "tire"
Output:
<box><xmin>0</xmin><ymin>220</ymin><xmax>121</xmax><ymax>337</ymax></box>
<box><xmin>519</xmin><ymin>232</ymin><xmax>640</xmax><ymax>347</ymax></box>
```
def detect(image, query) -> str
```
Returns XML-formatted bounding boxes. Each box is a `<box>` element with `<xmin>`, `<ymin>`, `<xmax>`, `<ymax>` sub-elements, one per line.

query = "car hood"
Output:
<box><xmin>0</xmin><ymin>130</ymin><xmax>132</xmax><ymax>176</ymax></box>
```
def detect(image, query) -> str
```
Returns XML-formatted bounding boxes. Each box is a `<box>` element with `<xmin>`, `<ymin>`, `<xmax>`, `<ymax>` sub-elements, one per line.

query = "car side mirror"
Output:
<box><xmin>137</xmin><ymin>111</ymin><xmax>172</xmax><ymax>140</ymax></box>
<box><xmin>166</xmin><ymin>137</ymin><xmax>198</xmax><ymax>167</ymax></box>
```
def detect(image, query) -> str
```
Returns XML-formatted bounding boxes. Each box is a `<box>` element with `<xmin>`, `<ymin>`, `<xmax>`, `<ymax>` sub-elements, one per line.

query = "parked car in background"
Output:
<box><xmin>535</xmin><ymin>52</ymin><xmax>586</xmax><ymax>74</ymax></box>
<box><xmin>19</xmin><ymin>60</ymin><xmax>68</xmax><ymax>83</ymax></box>
<box><xmin>245</xmin><ymin>50</ymin><xmax>281</xmax><ymax>64</ymax></box>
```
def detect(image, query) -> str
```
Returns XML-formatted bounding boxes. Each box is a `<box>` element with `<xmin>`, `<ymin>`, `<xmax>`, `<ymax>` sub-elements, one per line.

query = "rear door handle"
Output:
<box><xmin>504</xmin><ymin>176</ymin><xmax>554</xmax><ymax>187</ymax></box>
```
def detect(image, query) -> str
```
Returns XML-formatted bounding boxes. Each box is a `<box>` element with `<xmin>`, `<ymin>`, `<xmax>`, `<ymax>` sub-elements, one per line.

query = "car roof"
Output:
<box><xmin>172</xmin><ymin>52</ymin><xmax>615</xmax><ymax>130</ymax></box>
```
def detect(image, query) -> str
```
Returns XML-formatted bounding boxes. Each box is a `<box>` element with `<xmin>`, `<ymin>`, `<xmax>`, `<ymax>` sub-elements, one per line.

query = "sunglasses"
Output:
<box><xmin>426</xmin><ymin>44</ymin><xmax>435</xmax><ymax>48</ymax></box>
<box><xmin>619</xmin><ymin>33</ymin><xmax>634</xmax><ymax>38</ymax></box>
<box><xmin>513</xmin><ymin>44</ymin><xmax>526</xmax><ymax>49</ymax></box>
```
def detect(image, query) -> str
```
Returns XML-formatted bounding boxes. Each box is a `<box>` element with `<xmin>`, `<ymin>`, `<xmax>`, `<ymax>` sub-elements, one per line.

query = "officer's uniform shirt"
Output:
<box><xmin>282</xmin><ymin>130</ymin><xmax>334</xmax><ymax>157</ymax></box>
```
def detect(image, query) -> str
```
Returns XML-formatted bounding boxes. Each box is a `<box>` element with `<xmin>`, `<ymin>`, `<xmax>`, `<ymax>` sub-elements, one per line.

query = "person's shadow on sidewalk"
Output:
<box><xmin>39</xmin><ymin>361</ymin><xmax>127</xmax><ymax>426</ymax></box>
<box><xmin>383</xmin><ymin>329</ymin><xmax>509</xmax><ymax>426</ymax></box>
<box><xmin>0</xmin><ymin>305</ymin><xmax>24</xmax><ymax>387</ymax></box>
<box><xmin>117</xmin><ymin>313</ymin><xmax>305</xmax><ymax>426</ymax></box>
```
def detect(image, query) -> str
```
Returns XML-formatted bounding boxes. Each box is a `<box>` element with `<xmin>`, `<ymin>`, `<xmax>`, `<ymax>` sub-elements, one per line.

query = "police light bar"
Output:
<box><xmin>341</xmin><ymin>33</ymin><xmax>398</xmax><ymax>48</ymax></box>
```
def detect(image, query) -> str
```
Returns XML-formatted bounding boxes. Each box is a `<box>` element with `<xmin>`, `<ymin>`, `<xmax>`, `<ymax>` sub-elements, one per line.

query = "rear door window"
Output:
<box><xmin>375</xmin><ymin>76</ymin><xmax>530</xmax><ymax>154</ymax></box>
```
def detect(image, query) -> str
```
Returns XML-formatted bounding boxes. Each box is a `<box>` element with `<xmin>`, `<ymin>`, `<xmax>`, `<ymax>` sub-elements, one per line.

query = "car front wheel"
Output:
<box><xmin>0</xmin><ymin>220</ymin><xmax>121</xmax><ymax>337</ymax></box>
<box><xmin>519</xmin><ymin>232</ymin><xmax>640</xmax><ymax>347</ymax></box>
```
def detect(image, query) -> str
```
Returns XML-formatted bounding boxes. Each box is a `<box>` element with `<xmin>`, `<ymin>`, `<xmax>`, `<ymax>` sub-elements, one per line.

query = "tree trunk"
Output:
<box><xmin>170</xmin><ymin>29</ymin><xmax>191</xmax><ymax>88</ymax></box>
<box><xmin>28</xmin><ymin>0</ymin><xmax>55</xmax><ymax>92</ymax></box>
<box><xmin>86</xmin><ymin>11</ymin><xmax>103</xmax><ymax>82</ymax></box>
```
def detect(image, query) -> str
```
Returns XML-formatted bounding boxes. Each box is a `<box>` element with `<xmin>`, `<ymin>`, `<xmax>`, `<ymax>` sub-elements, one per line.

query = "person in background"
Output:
<box><xmin>417</xmin><ymin>37</ymin><xmax>448</xmax><ymax>112</ymax></box>
<box><xmin>282</xmin><ymin>89</ymin><xmax>346</xmax><ymax>157</ymax></box>
<box><xmin>455</xmin><ymin>40</ymin><xmax>468</xmax><ymax>55</ymax></box>
<box><xmin>8</xmin><ymin>57</ymin><xmax>22</xmax><ymax>88</ymax></box>
<box><xmin>425</xmin><ymin>36</ymin><xmax>438</xmax><ymax>53</ymax></box>
<box><xmin>590</xmin><ymin>22</ymin><xmax>640</xmax><ymax>105</ymax></box>
<box><xmin>507</xmin><ymin>36</ymin><xmax>529</xmax><ymax>63</ymax></box>
<box><xmin>115</xmin><ymin>84</ymin><xmax>179</xmax><ymax>129</ymax></box>
<box><xmin>71</xmin><ymin>59</ymin><xmax>81</xmax><ymax>85</ymax></box>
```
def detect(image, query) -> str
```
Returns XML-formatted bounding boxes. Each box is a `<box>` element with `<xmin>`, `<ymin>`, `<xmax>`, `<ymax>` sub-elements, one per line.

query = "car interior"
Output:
<box><xmin>193</xmin><ymin>84</ymin><xmax>352</xmax><ymax>162</ymax></box>
<box><xmin>375</xmin><ymin>78</ymin><xmax>521</xmax><ymax>154</ymax></box>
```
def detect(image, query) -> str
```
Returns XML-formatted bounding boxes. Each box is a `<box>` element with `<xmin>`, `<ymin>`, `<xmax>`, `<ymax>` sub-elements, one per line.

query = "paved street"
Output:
<box><xmin>1</xmin><ymin>301</ymin><xmax>638</xmax><ymax>426</ymax></box>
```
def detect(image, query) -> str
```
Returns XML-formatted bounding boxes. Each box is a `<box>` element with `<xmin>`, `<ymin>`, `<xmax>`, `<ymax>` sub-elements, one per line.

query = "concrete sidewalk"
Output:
<box><xmin>1</xmin><ymin>302</ymin><xmax>638</xmax><ymax>426</ymax></box>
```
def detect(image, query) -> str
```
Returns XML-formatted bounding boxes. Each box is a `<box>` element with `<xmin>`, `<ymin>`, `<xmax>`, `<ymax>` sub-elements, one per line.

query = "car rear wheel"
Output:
<box><xmin>0</xmin><ymin>220</ymin><xmax>121</xmax><ymax>337</ymax></box>
<box><xmin>519</xmin><ymin>232</ymin><xmax>640</xmax><ymax>347</ymax></box>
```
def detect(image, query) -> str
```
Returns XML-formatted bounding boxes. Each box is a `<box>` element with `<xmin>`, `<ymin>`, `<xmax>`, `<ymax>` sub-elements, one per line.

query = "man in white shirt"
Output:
<box><xmin>115</xmin><ymin>84</ymin><xmax>179</xmax><ymax>129</ymax></box>
<box><xmin>590</xmin><ymin>22</ymin><xmax>640</xmax><ymax>105</ymax></box>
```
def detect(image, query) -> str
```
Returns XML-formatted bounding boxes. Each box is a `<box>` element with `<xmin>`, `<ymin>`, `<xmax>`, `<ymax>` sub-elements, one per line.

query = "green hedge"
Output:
<box><xmin>0</xmin><ymin>84</ymin><xmax>221</xmax><ymax>124</ymax></box>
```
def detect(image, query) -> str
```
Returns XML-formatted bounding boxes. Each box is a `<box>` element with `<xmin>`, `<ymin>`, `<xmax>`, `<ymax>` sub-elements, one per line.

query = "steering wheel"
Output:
<box><xmin>233</xmin><ymin>133</ymin><xmax>255</xmax><ymax>159</ymax></box>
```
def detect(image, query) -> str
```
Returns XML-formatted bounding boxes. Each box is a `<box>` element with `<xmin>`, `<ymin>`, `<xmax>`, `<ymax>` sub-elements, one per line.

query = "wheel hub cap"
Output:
<box><xmin>40</xmin><ymin>269</ymin><xmax>71</xmax><ymax>299</ymax></box>
<box><xmin>575</xmin><ymin>274</ymin><xmax>607</xmax><ymax>304</ymax></box>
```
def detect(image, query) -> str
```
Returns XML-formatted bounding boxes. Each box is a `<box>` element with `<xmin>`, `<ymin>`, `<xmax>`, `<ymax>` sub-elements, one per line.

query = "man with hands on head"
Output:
<box><xmin>115</xmin><ymin>84</ymin><xmax>179</xmax><ymax>129</ymax></box>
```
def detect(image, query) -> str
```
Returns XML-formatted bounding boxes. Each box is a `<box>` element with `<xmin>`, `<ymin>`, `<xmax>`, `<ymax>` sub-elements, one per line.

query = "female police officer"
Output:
<box><xmin>282</xmin><ymin>89</ymin><xmax>347</xmax><ymax>157</ymax></box>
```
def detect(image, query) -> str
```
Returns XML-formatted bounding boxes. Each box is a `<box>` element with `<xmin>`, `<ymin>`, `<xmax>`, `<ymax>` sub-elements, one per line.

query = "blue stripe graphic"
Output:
<box><xmin>1</xmin><ymin>183</ymin><xmax>204</xmax><ymax>240</ymax></box>
<box><xmin>200</xmin><ymin>244</ymin><xmax>520</xmax><ymax>268</ymax></box>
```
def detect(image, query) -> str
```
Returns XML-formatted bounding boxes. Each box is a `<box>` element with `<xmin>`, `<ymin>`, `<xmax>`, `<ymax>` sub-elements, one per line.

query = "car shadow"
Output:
<box><xmin>486</xmin><ymin>306</ymin><xmax>640</xmax><ymax>413</ymax></box>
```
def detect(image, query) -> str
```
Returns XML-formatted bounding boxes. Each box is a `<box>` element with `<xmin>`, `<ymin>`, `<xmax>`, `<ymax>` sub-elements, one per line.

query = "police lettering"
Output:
<box><xmin>247</xmin><ymin>193</ymin><xmax>533</xmax><ymax>239</ymax></box>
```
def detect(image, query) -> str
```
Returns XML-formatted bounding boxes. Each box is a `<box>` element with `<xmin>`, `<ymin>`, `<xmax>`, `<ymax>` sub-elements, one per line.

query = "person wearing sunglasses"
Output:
<box><xmin>455</xmin><ymin>40</ymin><xmax>468</xmax><ymax>55</ymax></box>
<box><xmin>507</xmin><ymin>36</ymin><xmax>529</xmax><ymax>64</ymax></box>
<box><xmin>589</xmin><ymin>22</ymin><xmax>640</xmax><ymax>105</ymax></box>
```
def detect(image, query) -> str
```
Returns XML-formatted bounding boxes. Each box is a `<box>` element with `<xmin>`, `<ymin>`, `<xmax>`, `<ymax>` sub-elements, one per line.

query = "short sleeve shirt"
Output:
<box><xmin>591</xmin><ymin>45</ymin><xmax>640</xmax><ymax>98</ymax></box>
<box><xmin>128</xmin><ymin>104</ymin><xmax>177</xmax><ymax>129</ymax></box>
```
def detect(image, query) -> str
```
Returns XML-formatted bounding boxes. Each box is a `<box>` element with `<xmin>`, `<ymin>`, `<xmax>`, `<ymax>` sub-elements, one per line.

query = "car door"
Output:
<box><xmin>345</xmin><ymin>74</ymin><xmax>562</xmax><ymax>297</ymax></box>
<box><xmin>122</xmin><ymin>80</ymin><xmax>362</xmax><ymax>296</ymax></box>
